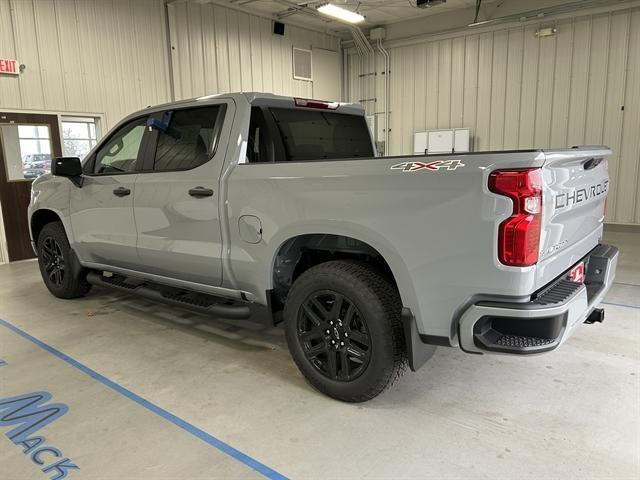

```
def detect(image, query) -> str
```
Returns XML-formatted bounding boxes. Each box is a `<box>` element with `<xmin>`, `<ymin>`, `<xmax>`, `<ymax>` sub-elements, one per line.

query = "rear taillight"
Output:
<box><xmin>294</xmin><ymin>97</ymin><xmax>339</xmax><ymax>110</ymax></box>
<box><xmin>489</xmin><ymin>168</ymin><xmax>543</xmax><ymax>267</ymax></box>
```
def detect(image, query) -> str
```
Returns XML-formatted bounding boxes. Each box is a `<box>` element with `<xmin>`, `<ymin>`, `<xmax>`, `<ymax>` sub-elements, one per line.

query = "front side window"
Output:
<box><xmin>269</xmin><ymin>108</ymin><xmax>374</xmax><ymax>162</ymax></box>
<box><xmin>152</xmin><ymin>105</ymin><xmax>222</xmax><ymax>172</ymax></box>
<box><xmin>94</xmin><ymin>117</ymin><xmax>146</xmax><ymax>175</ymax></box>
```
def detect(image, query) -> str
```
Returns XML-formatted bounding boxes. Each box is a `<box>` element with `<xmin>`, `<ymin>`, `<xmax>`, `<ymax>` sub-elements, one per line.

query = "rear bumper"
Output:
<box><xmin>458</xmin><ymin>243</ymin><xmax>618</xmax><ymax>355</ymax></box>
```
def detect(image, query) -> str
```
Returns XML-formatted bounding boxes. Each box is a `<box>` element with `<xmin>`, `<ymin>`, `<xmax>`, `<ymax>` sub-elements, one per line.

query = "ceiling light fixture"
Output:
<box><xmin>316</xmin><ymin>3</ymin><xmax>364</xmax><ymax>24</ymax></box>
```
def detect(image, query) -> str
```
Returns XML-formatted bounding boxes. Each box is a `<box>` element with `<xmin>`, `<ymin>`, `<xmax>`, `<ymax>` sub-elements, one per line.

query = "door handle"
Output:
<box><xmin>113</xmin><ymin>186</ymin><xmax>131</xmax><ymax>197</ymax></box>
<box><xmin>188</xmin><ymin>187</ymin><xmax>214</xmax><ymax>198</ymax></box>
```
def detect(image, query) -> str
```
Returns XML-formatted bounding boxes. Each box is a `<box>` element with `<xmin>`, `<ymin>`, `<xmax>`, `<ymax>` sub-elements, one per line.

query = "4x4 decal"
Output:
<box><xmin>391</xmin><ymin>160</ymin><xmax>465</xmax><ymax>172</ymax></box>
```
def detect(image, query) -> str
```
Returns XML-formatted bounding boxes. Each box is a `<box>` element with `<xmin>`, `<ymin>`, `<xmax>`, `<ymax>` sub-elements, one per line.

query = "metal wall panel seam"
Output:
<box><xmin>8</xmin><ymin>0</ymin><xmax>25</xmax><ymax>107</ymax></box>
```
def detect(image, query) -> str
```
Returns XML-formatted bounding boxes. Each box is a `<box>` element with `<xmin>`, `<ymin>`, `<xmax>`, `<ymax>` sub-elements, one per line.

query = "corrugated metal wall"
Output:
<box><xmin>347</xmin><ymin>7</ymin><xmax>640</xmax><ymax>225</ymax></box>
<box><xmin>0</xmin><ymin>0</ymin><xmax>171</xmax><ymax>130</ymax></box>
<box><xmin>168</xmin><ymin>1</ymin><xmax>340</xmax><ymax>100</ymax></box>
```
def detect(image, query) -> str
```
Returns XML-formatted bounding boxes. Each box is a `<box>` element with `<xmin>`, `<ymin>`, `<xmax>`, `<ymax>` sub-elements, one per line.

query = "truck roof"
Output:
<box><xmin>133</xmin><ymin>92</ymin><xmax>365</xmax><ymax>118</ymax></box>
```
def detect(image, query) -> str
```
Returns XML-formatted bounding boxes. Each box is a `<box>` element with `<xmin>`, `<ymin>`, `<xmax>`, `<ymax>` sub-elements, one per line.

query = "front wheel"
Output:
<box><xmin>36</xmin><ymin>221</ymin><xmax>91</xmax><ymax>299</ymax></box>
<box><xmin>284</xmin><ymin>261</ymin><xmax>407</xmax><ymax>402</ymax></box>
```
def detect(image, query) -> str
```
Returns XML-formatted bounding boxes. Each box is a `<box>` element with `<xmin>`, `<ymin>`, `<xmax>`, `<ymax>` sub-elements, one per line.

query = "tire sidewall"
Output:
<box><xmin>284</xmin><ymin>265</ymin><xmax>398</xmax><ymax>401</ymax></box>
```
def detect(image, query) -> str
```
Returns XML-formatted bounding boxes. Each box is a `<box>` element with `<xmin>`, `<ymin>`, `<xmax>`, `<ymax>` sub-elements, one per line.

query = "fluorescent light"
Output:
<box><xmin>317</xmin><ymin>3</ymin><xmax>364</xmax><ymax>24</ymax></box>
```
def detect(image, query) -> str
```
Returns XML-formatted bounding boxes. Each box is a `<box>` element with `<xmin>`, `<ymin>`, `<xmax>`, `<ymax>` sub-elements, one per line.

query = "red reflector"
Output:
<box><xmin>294</xmin><ymin>97</ymin><xmax>339</xmax><ymax>110</ymax></box>
<box><xmin>489</xmin><ymin>168</ymin><xmax>543</xmax><ymax>267</ymax></box>
<box><xmin>569</xmin><ymin>262</ymin><xmax>585</xmax><ymax>283</ymax></box>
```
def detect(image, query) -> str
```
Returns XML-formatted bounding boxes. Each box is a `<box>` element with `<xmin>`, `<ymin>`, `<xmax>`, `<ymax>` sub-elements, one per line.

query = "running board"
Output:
<box><xmin>86</xmin><ymin>271</ymin><xmax>251</xmax><ymax>320</ymax></box>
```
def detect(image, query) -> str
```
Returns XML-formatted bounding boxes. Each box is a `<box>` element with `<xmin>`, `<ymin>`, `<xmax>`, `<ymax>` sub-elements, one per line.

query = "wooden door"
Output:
<box><xmin>0</xmin><ymin>112</ymin><xmax>62</xmax><ymax>261</ymax></box>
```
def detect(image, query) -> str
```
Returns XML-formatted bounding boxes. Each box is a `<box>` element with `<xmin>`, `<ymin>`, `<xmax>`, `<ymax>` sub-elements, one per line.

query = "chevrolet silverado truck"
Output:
<box><xmin>28</xmin><ymin>92</ymin><xmax>618</xmax><ymax>402</ymax></box>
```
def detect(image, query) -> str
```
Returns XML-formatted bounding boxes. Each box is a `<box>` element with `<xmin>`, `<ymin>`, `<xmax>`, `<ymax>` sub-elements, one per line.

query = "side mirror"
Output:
<box><xmin>52</xmin><ymin>157</ymin><xmax>83</xmax><ymax>186</ymax></box>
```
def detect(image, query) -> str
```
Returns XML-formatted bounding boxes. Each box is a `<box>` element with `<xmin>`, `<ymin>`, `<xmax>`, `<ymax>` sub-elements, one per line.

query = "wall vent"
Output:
<box><xmin>292</xmin><ymin>47</ymin><xmax>312</xmax><ymax>81</ymax></box>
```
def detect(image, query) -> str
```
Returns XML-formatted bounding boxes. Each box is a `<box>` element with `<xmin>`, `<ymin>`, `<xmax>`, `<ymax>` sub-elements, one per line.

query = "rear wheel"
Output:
<box><xmin>37</xmin><ymin>221</ymin><xmax>91</xmax><ymax>299</ymax></box>
<box><xmin>284</xmin><ymin>261</ymin><xmax>407</xmax><ymax>402</ymax></box>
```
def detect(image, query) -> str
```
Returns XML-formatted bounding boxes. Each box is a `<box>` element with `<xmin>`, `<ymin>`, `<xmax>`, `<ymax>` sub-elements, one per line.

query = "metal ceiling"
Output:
<box><xmin>212</xmin><ymin>0</ymin><xmax>495</xmax><ymax>32</ymax></box>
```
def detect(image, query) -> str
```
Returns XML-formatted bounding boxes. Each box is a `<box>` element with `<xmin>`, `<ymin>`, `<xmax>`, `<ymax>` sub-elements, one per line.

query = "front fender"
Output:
<box><xmin>29</xmin><ymin>176</ymin><xmax>73</xmax><ymax>245</ymax></box>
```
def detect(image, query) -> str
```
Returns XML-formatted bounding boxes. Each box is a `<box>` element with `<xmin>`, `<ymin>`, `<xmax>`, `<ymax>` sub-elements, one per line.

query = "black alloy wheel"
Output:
<box><xmin>297</xmin><ymin>290</ymin><xmax>372</xmax><ymax>381</ymax></box>
<box><xmin>36</xmin><ymin>221</ymin><xmax>91</xmax><ymax>299</ymax></box>
<box><xmin>284</xmin><ymin>260</ymin><xmax>407</xmax><ymax>402</ymax></box>
<box><xmin>41</xmin><ymin>236</ymin><xmax>65</xmax><ymax>287</ymax></box>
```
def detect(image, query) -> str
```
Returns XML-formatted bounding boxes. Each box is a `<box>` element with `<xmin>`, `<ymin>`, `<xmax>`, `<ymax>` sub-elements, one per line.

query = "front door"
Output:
<box><xmin>69</xmin><ymin>115</ymin><xmax>149</xmax><ymax>270</ymax></box>
<box><xmin>133</xmin><ymin>103</ymin><xmax>229</xmax><ymax>286</ymax></box>
<box><xmin>0</xmin><ymin>112</ymin><xmax>62</xmax><ymax>261</ymax></box>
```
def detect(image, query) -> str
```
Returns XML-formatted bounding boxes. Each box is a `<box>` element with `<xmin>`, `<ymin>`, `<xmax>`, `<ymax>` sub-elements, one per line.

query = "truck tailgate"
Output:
<box><xmin>536</xmin><ymin>146</ymin><xmax>611</xmax><ymax>288</ymax></box>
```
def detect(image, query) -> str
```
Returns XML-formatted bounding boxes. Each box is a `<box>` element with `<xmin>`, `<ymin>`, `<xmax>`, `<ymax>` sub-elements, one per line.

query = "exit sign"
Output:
<box><xmin>0</xmin><ymin>58</ymin><xmax>19</xmax><ymax>75</ymax></box>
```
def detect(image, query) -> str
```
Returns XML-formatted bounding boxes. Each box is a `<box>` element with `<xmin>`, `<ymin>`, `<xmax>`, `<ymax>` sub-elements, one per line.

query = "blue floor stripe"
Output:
<box><xmin>602</xmin><ymin>301</ymin><xmax>640</xmax><ymax>310</ymax></box>
<box><xmin>0</xmin><ymin>318</ymin><xmax>288</xmax><ymax>480</ymax></box>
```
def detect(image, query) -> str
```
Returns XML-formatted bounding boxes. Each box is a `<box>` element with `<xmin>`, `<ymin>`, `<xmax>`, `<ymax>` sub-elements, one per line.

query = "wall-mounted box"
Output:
<box><xmin>413</xmin><ymin>128</ymin><xmax>471</xmax><ymax>155</ymax></box>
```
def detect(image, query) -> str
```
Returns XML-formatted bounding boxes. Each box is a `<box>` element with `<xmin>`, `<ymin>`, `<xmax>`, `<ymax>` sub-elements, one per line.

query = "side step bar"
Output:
<box><xmin>87</xmin><ymin>271</ymin><xmax>251</xmax><ymax>320</ymax></box>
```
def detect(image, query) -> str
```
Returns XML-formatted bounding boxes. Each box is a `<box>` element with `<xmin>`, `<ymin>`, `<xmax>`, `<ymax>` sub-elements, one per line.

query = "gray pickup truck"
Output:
<box><xmin>29</xmin><ymin>92</ymin><xmax>618</xmax><ymax>402</ymax></box>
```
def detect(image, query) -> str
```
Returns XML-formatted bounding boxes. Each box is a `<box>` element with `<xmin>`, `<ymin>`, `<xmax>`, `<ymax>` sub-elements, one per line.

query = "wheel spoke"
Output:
<box><xmin>304</xmin><ymin>343</ymin><xmax>327</xmax><ymax>360</ymax></box>
<box><xmin>326</xmin><ymin>350</ymin><xmax>338</xmax><ymax>379</ymax></box>
<box><xmin>309</xmin><ymin>296</ymin><xmax>329</xmax><ymax>319</ymax></box>
<box><xmin>348</xmin><ymin>329</ymin><xmax>370</xmax><ymax>347</ymax></box>
<box><xmin>330</xmin><ymin>294</ymin><xmax>344</xmax><ymax>317</ymax></box>
<box><xmin>299</xmin><ymin>328</ymin><xmax>323</xmax><ymax>343</ymax></box>
<box><xmin>339</xmin><ymin>349</ymin><xmax>350</xmax><ymax>380</ymax></box>
<box><xmin>302</xmin><ymin>303</ymin><xmax>324</xmax><ymax>326</ymax></box>
<box><xmin>42</xmin><ymin>243</ymin><xmax>54</xmax><ymax>257</ymax></box>
<box><xmin>347</xmin><ymin>343</ymin><xmax>367</xmax><ymax>359</ymax></box>
<box><xmin>343</xmin><ymin>303</ymin><xmax>356</xmax><ymax>326</ymax></box>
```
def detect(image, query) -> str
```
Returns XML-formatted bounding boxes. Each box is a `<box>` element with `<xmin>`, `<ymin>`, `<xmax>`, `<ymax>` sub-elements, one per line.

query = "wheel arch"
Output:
<box><xmin>30</xmin><ymin>209</ymin><xmax>67</xmax><ymax>245</ymax></box>
<box><xmin>267</xmin><ymin>223</ymin><xmax>418</xmax><ymax>318</ymax></box>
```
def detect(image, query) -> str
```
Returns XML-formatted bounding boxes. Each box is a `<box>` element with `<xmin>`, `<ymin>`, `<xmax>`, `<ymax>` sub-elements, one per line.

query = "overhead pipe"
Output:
<box><xmin>348</xmin><ymin>25</ymin><xmax>375</xmax><ymax>142</ymax></box>
<box><xmin>376</xmin><ymin>37</ymin><xmax>390</xmax><ymax>154</ymax></box>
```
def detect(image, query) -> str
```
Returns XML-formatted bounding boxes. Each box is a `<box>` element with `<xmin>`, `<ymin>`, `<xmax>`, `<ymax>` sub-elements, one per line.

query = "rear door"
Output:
<box><xmin>133</xmin><ymin>101</ymin><xmax>231</xmax><ymax>286</ymax></box>
<box><xmin>70</xmin><ymin>115</ymin><xmax>149</xmax><ymax>269</ymax></box>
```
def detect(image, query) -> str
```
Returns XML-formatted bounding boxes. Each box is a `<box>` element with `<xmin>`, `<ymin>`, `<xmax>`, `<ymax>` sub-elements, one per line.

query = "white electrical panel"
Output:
<box><xmin>427</xmin><ymin>130</ymin><xmax>454</xmax><ymax>154</ymax></box>
<box><xmin>414</xmin><ymin>131</ymin><xmax>428</xmax><ymax>154</ymax></box>
<box><xmin>413</xmin><ymin>128</ymin><xmax>471</xmax><ymax>155</ymax></box>
<box><xmin>454</xmin><ymin>128</ymin><xmax>470</xmax><ymax>152</ymax></box>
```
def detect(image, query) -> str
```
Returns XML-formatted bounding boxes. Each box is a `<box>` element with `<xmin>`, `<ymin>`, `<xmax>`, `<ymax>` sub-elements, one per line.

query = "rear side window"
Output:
<box><xmin>269</xmin><ymin>108</ymin><xmax>374</xmax><ymax>162</ymax></box>
<box><xmin>153</xmin><ymin>105</ymin><xmax>222</xmax><ymax>171</ymax></box>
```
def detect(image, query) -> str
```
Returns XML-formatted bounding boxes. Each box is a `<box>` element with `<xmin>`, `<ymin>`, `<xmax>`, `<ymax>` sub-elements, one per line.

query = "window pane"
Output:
<box><xmin>63</xmin><ymin>139</ymin><xmax>92</xmax><ymax>160</ymax></box>
<box><xmin>89</xmin><ymin>123</ymin><xmax>96</xmax><ymax>139</ymax></box>
<box><xmin>37</xmin><ymin>125</ymin><xmax>50</xmax><ymax>138</ymax></box>
<box><xmin>153</xmin><ymin>106</ymin><xmax>221</xmax><ymax>172</ymax></box>
<box><xmin>94</xmin><ymin>117</ymin><xmax>146</xmax><ymax>174</ymax></box>
<box><xmin>62</xmin><ymin>121</ymin><xmax>89</xmax><ymax>139</ymax></box>
<box><xmin>19</xmin><ymin>139</ymin><xmax>51</xmax><ymax>156</ymax></box>
<box><xmin>269</xmin><ymin>108</ymin><xmax>374</xmax><ymax>161</ymax></box>
<box><xmin>1</xmin><ymin>125</ymin><xmax>52</xmax><ymax>181</ymax></box>
<box><xmin>18</xmin><ymin>125</ymin><xmax>37</xmax><ymax>138</ymax></box>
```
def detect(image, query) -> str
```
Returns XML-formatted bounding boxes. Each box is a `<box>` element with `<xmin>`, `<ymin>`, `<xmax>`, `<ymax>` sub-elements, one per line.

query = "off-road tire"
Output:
<box><xmin>36</xmin><ymin>221</ymin><xmax>91</xmax><ymax>299</ymax></box>
<box><xmin>284</xmin><ymin>260</ymin><xmax>407</xmax><ymax>402</ymax></box>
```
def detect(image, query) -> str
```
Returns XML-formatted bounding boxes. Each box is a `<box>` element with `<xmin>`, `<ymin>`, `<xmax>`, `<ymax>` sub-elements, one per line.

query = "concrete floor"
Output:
<box><xmin>1</xmin><ymin>230</ymin><xmax>638</xmax><ymax>480</ymax></box>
